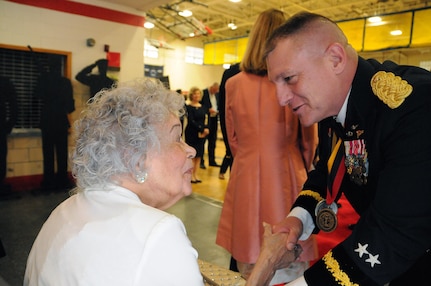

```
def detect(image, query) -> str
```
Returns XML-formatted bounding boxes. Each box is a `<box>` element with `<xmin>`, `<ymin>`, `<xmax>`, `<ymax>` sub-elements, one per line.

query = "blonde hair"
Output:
<box><xmin>240</xmin><ymin>9</ymin><xmax>286</xmax><ymax>75</ymax></box>
<box><xmin>188</xmin><ymin>86</ymin><xmax>202</xmax><ymax>101</ymax></box>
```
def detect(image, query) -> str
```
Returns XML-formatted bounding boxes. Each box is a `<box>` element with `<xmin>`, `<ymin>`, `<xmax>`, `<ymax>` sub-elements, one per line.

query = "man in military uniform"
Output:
<box><xmin>246</xmin><ymin>12</ymin><xmax>431</xmax><ymax>286</ymax></box>
<box><xmin>75</xmin><ymin>59</ymin><xmax>115</xmax><ymax>98</ymax></box>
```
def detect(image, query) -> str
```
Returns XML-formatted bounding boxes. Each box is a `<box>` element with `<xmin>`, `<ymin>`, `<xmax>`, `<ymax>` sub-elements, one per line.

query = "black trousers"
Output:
<box><xmin>207</xmin><ymin>116</ymin><xmax>218</xmax><ymax>163</ymax></box>
<box><xmin>41</xmin><ymin>126</ymin><xmax>69</xmax><ymax>187</ymax></box>
<box><xmin>201</xmin><ymin>115</ymin><xmax>219</xmax><ymax>165</ymax></box>
<box><xmin>0</xmin><ymin>131</ymin><xmax>7</xmax><ymax>184</ymax></box>
<box><xmin>219</xmin><ymin>115</ymin><xmax>233</xmax><ymax>174</ymax></box>
<box><xmin>0</xmin><ymin>238</ymin><xmax>5</xmax><ymax>258</ymax></box>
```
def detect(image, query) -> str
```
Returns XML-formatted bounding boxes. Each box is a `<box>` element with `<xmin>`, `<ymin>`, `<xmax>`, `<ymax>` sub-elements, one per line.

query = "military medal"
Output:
<box><xmin>315</xmin><ymin>200</ymin><xmax>338</xmax><ymax>232</ymax></box>
<box><xmin>317</xmin><ymin>123</ymin><xmax>345</xmax><ymax>233</ymax></box>
<box><xmin>344</xmin><ymin>139</ymin><xmax>368</xmax><ymax>185</ymax></box>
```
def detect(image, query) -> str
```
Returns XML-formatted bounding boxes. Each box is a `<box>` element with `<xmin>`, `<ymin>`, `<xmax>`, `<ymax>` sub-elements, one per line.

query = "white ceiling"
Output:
<box><xmin>100</xmin><ymin>0</ymin><xmax>431</xmax><ymax>41</ymax></box>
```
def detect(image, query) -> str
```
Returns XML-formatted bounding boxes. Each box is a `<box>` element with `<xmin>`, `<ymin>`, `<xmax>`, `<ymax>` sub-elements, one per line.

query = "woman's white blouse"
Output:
<box><xmin>24</xmin><ymin>185</ymin><xmax>204</xmax><ymax>285</ymax></box>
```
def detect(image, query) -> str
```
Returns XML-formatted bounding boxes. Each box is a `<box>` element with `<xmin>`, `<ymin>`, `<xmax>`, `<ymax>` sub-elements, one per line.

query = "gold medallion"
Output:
<box><xmin>316</xmin><ymin>208</ymin><xmax>338</xmax><ymax>232</ymax></box>
<box><xmin>315</xmin><ymin>200</ymin><xmax>338</xmax><ymax>216</ymax></box>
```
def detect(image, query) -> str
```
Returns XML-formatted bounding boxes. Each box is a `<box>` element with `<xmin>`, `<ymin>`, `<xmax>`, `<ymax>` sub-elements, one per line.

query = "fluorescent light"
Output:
<box><xmin>390</xmin><ymin>29</ymin><xmax>402</xmax><ymax>36</ymax></box>
<box><xmin>368</xmin><ymin>16</ymin><xmax>382</xmax><ymax>23</ymax></box>
<box><xmin>229</xmin><ymin>0</ymin><xmax>241</xmax><ymax>2</ymax></box>
<box><xmin>367</xmin><ymin>16</ymin><xmax>386</xmax><ymax>27</ymax></box>
<box><xmin>228</xmin><ymin>22</ymin><xmax>236</xmax><ymax>29</ymax></box>
<box><xmin>144</xmin><ymin>22</ymin><xmax>155</xmax><ymax>29</ymax></box>
<box><xmin>179</xmin><ymin>10</ymin><xmax>192</xmax><ymax>17</ymax></box>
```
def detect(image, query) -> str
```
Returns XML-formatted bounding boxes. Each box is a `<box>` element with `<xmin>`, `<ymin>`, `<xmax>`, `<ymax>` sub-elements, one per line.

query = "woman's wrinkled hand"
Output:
<box><xmin>261</xmin><ymin>222</ymin><xmax>302</xmax><ymax>270</ymax></box>
<box><xmin>245</xmin><ymin>222</ymin><xmax>302</xmax><ymax>286</ymax></box>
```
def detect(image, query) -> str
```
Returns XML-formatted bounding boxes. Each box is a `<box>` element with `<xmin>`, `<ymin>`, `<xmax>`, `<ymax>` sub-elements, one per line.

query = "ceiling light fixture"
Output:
<box><xmin>229</xmin><ymin>0</ymin><xmax>242</xmax><ymax>2</ymax></box>
<box><xmin>144</xmin><ymin>22</ymin><xmax>155</xmax><ymax>29</ymax></box>
<box><xmin>390</xmin><ymin>29</ymin><xmax>402</xmax><ymax>36</ymax></box>
<box><xmin>368</xmin><ymin>16</ymin><xmax>382</xmax><ymax>23</ymax></box>
<box><xmin>179</xmin><ymin>10</ymin><xmax>193</xmax><ymax>17</ymax></box>
<box><xmin>228</xmin><ymin>21</ymin><xmax>237</xmax><ymax>30</ymax></box>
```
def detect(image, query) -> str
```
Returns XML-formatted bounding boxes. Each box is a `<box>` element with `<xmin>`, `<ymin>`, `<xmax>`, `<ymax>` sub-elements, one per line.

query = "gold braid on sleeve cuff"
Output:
<box><xmin>297</xmin><ymin>190</ymin><xmax>323</xmax><ymax>202</ymax></box>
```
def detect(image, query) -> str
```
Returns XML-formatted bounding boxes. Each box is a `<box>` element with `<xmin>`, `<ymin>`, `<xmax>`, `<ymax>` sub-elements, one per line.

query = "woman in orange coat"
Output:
<box><xmin>216</xmin><ymin>9</ymin><xmax>318</xmax><ymax>285</ymax></box>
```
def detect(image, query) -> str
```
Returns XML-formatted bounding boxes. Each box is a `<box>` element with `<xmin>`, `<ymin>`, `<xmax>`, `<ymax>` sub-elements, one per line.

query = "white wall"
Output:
<box><xmin>0</xmin><ymin>1</ymin><xmax>225</xmax><ymax>91</ymax></box>
<box><xmin>0</xmin><ymin>0</ymin><xmax>225</xmax><ymax>182</ymax></box>
<box><xmin>1</xmin><ymin>0</ymin><xmax>145</xmax><ymax>81</ymax></box>
<box><xmin>143</xmin><ymin>31</ymin><xmax>225</xmax><ymax>92</ymax></box>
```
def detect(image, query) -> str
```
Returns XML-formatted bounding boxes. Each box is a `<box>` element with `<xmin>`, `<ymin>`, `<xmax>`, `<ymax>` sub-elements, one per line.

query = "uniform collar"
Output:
<box><xmin>335</xmin><ymin>87</ymin><xmax>351</xmax><ymax>126</ymax></box>
<box><xmin>343</xmin><ymin>57</ymin><xmax>380</xmax><ymax>140</ymax></box>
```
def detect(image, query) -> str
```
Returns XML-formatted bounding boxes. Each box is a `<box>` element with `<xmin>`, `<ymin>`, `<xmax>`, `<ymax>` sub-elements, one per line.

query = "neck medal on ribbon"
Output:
<box><xmin>315</xmin><ymin>200</ymin><xmax>338</xmax><ymax>232</ymax></box>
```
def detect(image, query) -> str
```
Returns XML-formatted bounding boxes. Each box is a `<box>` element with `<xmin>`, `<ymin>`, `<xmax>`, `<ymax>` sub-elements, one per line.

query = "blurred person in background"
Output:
<box><xmin>218</xmin><ymin>64</ymin><xmax>240</xmax><ymax>180</ymax></box>
<box><xmin>185</xmin><ymin>86</ymin><xmax>209</xmax><ymax>183</ymax></box>
<box><xmin>75</xmin><ymin>59</ymin><xmax>116</xmax><ymax>98</ymax></box>
<box><xmin>34</xmin><ymin>55</ymin><xmax>75</xmax><ymax>193</ymax></box>
<box><xmin>0</xmin><ymin>76</ymin><xmax>18</xmax><ymax>200</ymax></box>
<box><xmin>200</xmin><ymin>82</ymin><xmax>220</xmax><ymax>168</ymax></box>
<box><xmin>216</xmin><ymin>9</ymin><xmax>318</xmax><ymax>285</ymax></box>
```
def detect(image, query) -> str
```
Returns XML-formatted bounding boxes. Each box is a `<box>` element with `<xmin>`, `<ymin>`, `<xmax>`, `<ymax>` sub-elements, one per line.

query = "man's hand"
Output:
<box><xmin>209</xmin><ymin>108</ymin><xmax>218</xmax><ymax>116</ymax></box>
<box><xmin>273</xmin><ymin>216</ymin><xmax>303</xmax><ymax>251</ymax></box>
<box><xmin>202</xmin><ymin>128</ymin><xmax>210</xmax><ymax>136</ymax></box>
<box><xmin>246</xmin><ymin>222</ymin><xmax>302</xmax><ymax>286</ymax></box>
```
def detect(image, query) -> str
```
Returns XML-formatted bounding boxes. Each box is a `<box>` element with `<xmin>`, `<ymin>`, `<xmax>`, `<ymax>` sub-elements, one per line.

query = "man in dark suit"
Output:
<box><xmin>35</xmin><ymin>55</ymin><xmax>75</xmax><ymax>192</ymax></box>
<box><xmin>218</xmin><ymin>63</ymin><xmax>240</xmax><ymax>180</ymax></box>
<box><xmin>200</xmin><ymin>82</ymin><xmax>220</xmax><ymax>168</ymax></box>
<box><xmin>0</xmin><ymin>76</ymin><xmax>18</xmax><ymax>200</ymax></box>
<box><xmin>248</xmin><ymin>12</ymin><xmax>431</xmax><ymax>286</ymax></box>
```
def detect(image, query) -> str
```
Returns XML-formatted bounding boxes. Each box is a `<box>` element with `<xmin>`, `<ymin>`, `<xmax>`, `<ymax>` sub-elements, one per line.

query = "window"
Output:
<box><xmin>144</xmin><ymin>40</ymin><xmax>159</xmax><ymax>59</ymax></box>
<box><xmin>0</xmin><ymin>45</ymin><xmax>69</xmax><ymax>133</ymax></box>
<box><xmin>185</xmin><ymin>46</ymin><xmax>203</xmax><ymax>65</ymax></box>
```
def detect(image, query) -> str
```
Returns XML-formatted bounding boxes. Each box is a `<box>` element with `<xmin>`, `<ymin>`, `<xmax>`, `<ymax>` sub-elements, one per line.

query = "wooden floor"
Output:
<box><xmin>192</xmin><ymin>137</ymin><xmax>229</xmax><ymax>203</ymax></box>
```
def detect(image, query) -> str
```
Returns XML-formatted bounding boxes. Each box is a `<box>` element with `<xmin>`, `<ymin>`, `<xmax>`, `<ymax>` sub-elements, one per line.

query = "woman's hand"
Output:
<box><xmin>245</xmin><ymin>222</ymin><xmax>302</xmax><ymax>286</ymax></box>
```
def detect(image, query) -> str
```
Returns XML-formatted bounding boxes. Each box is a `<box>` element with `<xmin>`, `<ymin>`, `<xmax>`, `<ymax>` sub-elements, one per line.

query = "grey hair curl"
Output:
<box><xmin>71</xmin><ymin>78</ymin><xmax>185</xmax><ymax>190</ymax></box>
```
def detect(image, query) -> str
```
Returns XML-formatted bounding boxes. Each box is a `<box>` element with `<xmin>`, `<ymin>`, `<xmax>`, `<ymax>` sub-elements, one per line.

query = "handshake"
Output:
<box><xmin>245</xmin><ymin>222</ymin><xmax>302</xmax><ymax>286</ymax></box>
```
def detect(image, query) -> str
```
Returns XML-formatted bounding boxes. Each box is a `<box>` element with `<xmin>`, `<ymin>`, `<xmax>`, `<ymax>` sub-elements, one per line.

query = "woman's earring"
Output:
<box><xmin>135</xmin><ymin>171</ymin><xmax>148</xmax><ymax>183</ymax></box>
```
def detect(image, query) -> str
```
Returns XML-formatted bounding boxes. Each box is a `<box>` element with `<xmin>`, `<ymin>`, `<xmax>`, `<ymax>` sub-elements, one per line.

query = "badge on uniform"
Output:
<box><xmin>344</xmin><ymin>139</ymin><xmax>368</xmax><ymax>185</ymax></box>
<box><xmin>315</xmin><ymin>200</ymin><xmax>338</xmax><ymax>232</ymax></box>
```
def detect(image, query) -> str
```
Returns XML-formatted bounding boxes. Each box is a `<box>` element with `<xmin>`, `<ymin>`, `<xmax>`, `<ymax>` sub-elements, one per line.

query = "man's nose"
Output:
<box><xmin>276</xmin><ymin>85</ymin><xmax>293</xmax><ymax>107</ymax></box>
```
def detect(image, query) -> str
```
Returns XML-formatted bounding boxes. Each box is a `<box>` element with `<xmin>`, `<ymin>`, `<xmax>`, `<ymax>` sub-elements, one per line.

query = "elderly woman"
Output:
<box><xmin>24</xmin><ymin>79</ymin><xmax>203</xmax><ymax>285</ymax></box>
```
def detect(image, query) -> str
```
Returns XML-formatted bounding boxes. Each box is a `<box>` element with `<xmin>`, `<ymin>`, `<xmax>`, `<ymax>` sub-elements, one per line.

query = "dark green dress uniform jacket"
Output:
<box><xmin>293</xmin><ymin>57</ymin><xmax>431</xmax><ymax>285</ymax></box>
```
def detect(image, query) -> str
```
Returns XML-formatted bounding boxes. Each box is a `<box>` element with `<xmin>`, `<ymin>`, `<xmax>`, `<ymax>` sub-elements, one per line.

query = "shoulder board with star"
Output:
<box><xmin>370</xmin><ymin>71</ymin><xmax>413</xmax><ymax>109</ymax></box>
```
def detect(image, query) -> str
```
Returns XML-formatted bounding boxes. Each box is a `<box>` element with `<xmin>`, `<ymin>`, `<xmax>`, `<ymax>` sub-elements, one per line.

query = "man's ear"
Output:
<box><xmin>326</xmin><ymin>42</ymin><xmax>347</xmax><ymax>75</ymax></box>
